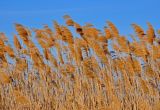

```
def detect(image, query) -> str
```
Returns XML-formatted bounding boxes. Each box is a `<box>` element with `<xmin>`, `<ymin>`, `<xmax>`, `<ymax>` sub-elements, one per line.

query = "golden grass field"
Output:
<box><xmin>0</xmin><ymin>15</ymin><xmax>160</xmax><ymax>110</ymax></box>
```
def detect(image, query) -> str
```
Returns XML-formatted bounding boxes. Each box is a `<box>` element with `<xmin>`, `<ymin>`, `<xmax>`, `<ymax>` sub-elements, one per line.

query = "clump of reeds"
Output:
<box><xmin>0</xmin><ymin>15</ymin><xmax>159</xmax><ymax>110</ymax></box>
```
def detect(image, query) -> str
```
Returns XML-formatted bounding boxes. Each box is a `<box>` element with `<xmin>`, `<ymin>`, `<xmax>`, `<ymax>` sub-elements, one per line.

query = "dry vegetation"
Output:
<box><xmin>0</xmin><ymin>15</ymin><xmax>160</xmax><ymax>110</ymax></box>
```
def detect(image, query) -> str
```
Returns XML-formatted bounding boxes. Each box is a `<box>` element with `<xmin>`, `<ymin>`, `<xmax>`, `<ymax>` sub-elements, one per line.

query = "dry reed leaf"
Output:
<box><xmin>15</xmin><ymin>58</ymin><xmax>28</xmax><ymax>72</ymax></box>
<box><xmin>0</xmin><ymin>38</ymin><xmax>5</xmax><ymax>46</ymax></box>
<box><xmin>15</xmin><ymin>24</ymin><xmax>30</xmax><ymax>41</ymax></box>
<box><xmin>105</xmin><ymin>28</ymin><xmax>112</xmax><ymax>39</ymax></box>
<box><xmin>116</xmin><ymin>36</ymin><xmax>130</xmax><ymax>53</ymax></box>
<box><xmin>107</xmin><ymin>21</ymin><xmax>119</xmax><ymax>37</ymax></box>
<box><xmin>132</xmin><ymin>24</ymin><xmax>145</xmax><ymax>39</ymax></box>
<box><xmin>0</xmin><ymin>71</ymin><xmax>11</xmax><ymax>84</ymax></box>
<box><xmin>53</xmin><ymin>21</ymin><xmax>62</xmax><ymax>35</ymax></box>
<box><xmin>82</xmin><ymin>57</ymin><xmax>96</xmax><ymax>78</ymax></box>
<box><xmin>132</xmin><ymin>58</ymin><xmax>142</xmax><ymax>73</ymax></box>
<box><xmin>61</xmin><ymin>26</ymin><xmax>74</xmax><ymax>44</ymax></box>
<box><xmin>4</xmin><ymin>45</ymin><xmax>15</xmax><ymax>58</ymax></box>
<box><xmin>13</xmin><ymin>90</ymin><xmax>30</xmax><ymax>105</ymax></box>
<box><xmin>146</xmin><ymin>22</ymin><xmax>155</xmax><ymax>44</ymax></box>
<box><xmin>43</xmin><ymin>25</ymin><xmax>53</xmax><ymax>35</ymax></box>
<box><xmin>74</xmin><ymin>22</ymin><xmax>83</xmax><ymax>34</ymax></box>
<box><xmin>84</xmin><ymin>27</ymin><xmax>99</xmax><ymax>39</ymax></box>
<box><xmin>130</xmin><ymin>42</ymin><xmax>148</xmax><ymax>58</ymax></box>
<box><xmin>152</xmin><ymin>45</ymin><xmax>160</xmax><ymax>60</ymax></box>
<box><xmin>63</xmin><ymin>15</ymin><xmax>74</xmax><ymax>26</ymax></box>
<box><xmin>145</xmin><ymin>65</ymin><xmax>155</xmax><ymax>77</ymax></box>
<box><xmin>14</xmin><ymin>35</ymin><xmax>22</xmax><ymax>50</ymax></box>
<box><xmin>140</xmin><ymin>79</ymin><xmax>149</xmax><ymax>94</ymax></box>
<box><xmin>0</xmin><ymin>33</ymin><xmax>8</xmax><ymax>42</ymax></box>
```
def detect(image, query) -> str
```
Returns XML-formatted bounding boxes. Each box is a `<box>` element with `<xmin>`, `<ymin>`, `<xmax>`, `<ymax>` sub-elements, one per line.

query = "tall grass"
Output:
<box><xmin>0</xmin><ymin>15</ymin><xmax>160</xmax><ymax>110</ymax></box>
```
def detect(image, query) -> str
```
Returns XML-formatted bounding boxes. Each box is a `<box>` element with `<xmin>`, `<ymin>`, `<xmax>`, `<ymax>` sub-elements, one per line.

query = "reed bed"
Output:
<box><xmin>0</xmin><ymin>15</ymin><xmax>160</xmax><ymax>110</ymax></box>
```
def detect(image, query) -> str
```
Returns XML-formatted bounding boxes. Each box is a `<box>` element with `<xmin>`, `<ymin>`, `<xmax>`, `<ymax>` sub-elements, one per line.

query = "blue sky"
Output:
<box><xmin>0</xmin><ymin>0</ymin><xmax>160</xmax><ymax>42</ymax></box>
